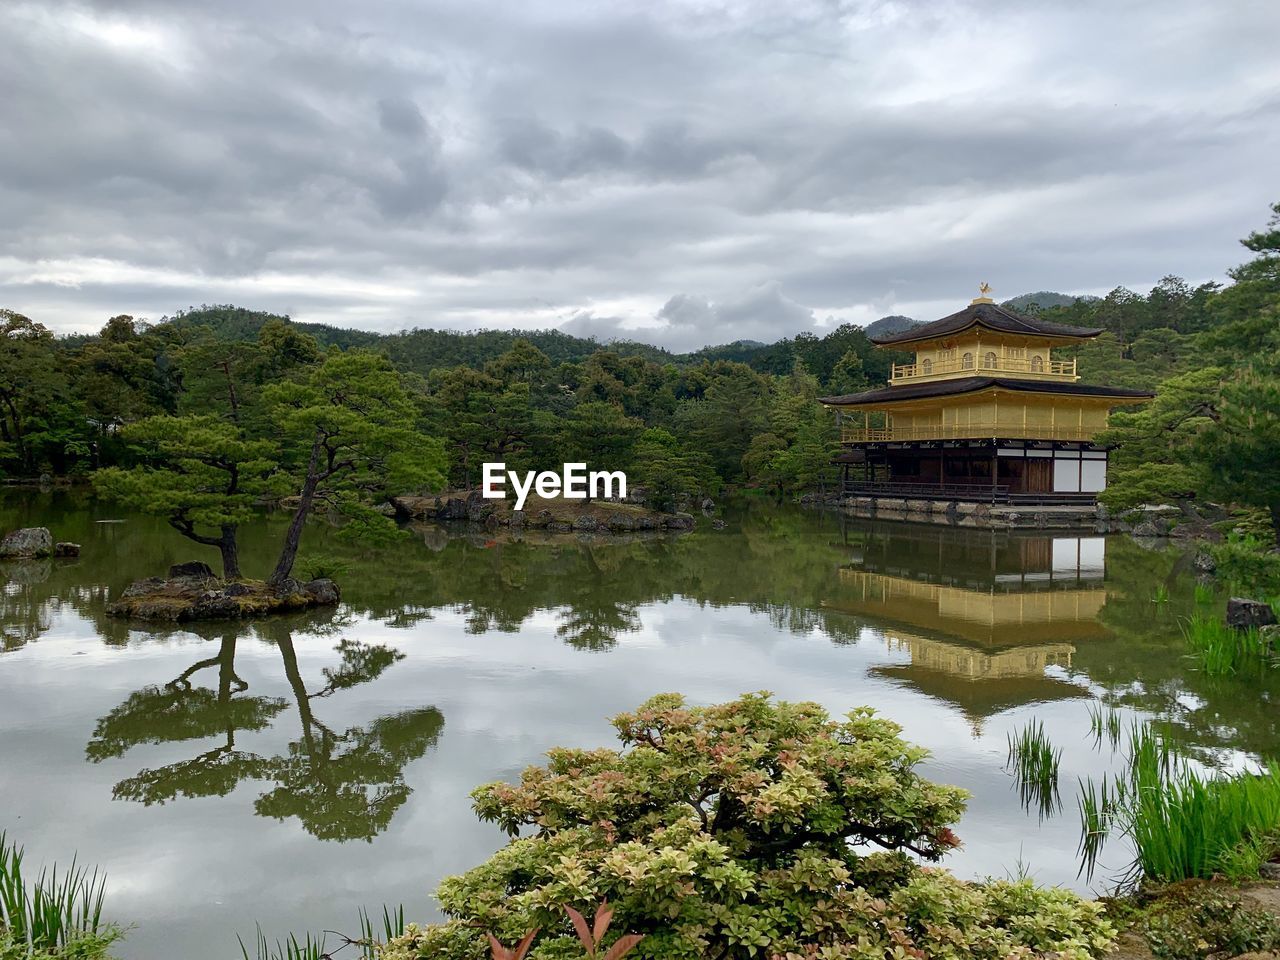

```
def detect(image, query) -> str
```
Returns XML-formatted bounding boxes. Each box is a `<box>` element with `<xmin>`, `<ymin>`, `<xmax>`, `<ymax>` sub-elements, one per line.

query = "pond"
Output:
<box><xmin>1</xmin><ymin>492</ymin><xmax>1277</xmax><ymax>959</ymax></box>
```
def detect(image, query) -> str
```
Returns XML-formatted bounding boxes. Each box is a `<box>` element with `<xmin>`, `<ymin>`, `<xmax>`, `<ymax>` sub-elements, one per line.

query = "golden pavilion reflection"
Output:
<box><xmin>827</xmin><ymin>524</ymin><xmax>1109</xmax><ymax>723</ymax></box>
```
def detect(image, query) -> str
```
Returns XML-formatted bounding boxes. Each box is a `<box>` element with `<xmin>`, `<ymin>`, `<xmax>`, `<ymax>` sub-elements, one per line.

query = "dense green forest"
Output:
<box><xmin>1</xmin><ymin>202</ymin><xmax>1277</xmax><ymax>545</ymax></box>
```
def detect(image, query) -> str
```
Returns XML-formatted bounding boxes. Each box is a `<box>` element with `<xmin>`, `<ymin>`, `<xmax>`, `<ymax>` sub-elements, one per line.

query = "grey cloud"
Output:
<box><xmin>378</xmin><ymin>97</ymin><xmax>428</xmax><ymax>139</ymax></box>
<box><xmin>0</xmin><ymin>0</ymin><xmax>1277</xmax><ymax>340</ymax></box>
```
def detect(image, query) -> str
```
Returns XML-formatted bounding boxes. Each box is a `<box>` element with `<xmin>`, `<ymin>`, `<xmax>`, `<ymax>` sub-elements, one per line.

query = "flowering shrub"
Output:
<box><xmin>382</xmin><ymin>693</ymin><xmax>1115</xmax><ymax>960</ymax></box>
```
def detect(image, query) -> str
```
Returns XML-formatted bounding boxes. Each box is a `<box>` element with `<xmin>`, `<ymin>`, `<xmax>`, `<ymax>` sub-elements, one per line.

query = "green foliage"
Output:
<box><xmin>1092</xmin><ymin>203</ymin><xmax>1280</xmax><ymax>544</ymax></box>
<box><xmin>94</xmin><ymin>416</ymin><xmax>280</xmax><ymax>528</ymax></box>
<box><xmin>92</xmin><ymin>415</ymin><xmax>281</xmax><ymax>577</ymax></box>
<box><xmin>264</xmin><ymin>349</ymin><xmax>447</xmax><ymax>580</ymax></box>
<box><xmin>1087</xmin><ymin>704</ymin><xmax>1125</xmax><ymax>751</ymax></box>
<box><xmin>238</xmin><ymin>904</ymin><xmax>406</xmax><ymax>960</ymax></box>
<box><xmin>1140</xmin><ymin>887</ymin><xmax>1280</xmax><ymax>960</ymax></box>
<box><xmin>1196</xmin><ymin>360</ymin><xmax>1280</xmax><ymax>546</ymax></box>
<box><xmin>385</xmin><ymin>693</ymin><xmax>1115</xmax><ymax>960</ymax></box>
<box><xmin>1181</xmin><ymin>613</ymin><xmax>1273</xmax><ymax>678</ymax></box>
<box><xmin>826</xmin><ymin>349</ymin><xmax>868</xmax><ymax>395</ymax></box>
<box><xmin>1208</xmin><ymin>532</ymin><xmax>1280</xmax><ymax>595</ymax></box>
<box><xmin>238</xmin><ymin>927</ymin><xmax>328</xmax><ymax>960</ymax></box>
<box><xmin>1077</xmin><ymin>723</ymin><xmax>1280</xmax><ymax>884</ymax></box>
<box><xmin>0</xmin><ymin>311</ymin><xmax>75</xmax><ymax>476</ymax></box>
<box><xmin>629</xmin><ymin>429</ymin><xmax>719</xmax><ymax>512</ymax></box>
<box><xmin>296</xmin><ymin>554</ymin><xmax>351</xmax><ymax>582</ymax></box>
<box><xmin>1006</xmin><ymin>719</ymin><xmax>1061</xmax><ymax>818</ymax></box>
<box><xmin>0</xmin><ymin>833</ymin><xmax>120</xmax><ymax>958</ymax></box>
<box><xmin>1097</xmin><ymin>367</ymin><xmax>1223</xmax><ymax>510</ymax></box>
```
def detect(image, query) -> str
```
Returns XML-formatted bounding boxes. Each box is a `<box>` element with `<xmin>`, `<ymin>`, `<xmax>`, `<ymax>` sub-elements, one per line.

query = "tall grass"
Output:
<box><xmin>1181</xmin><ymin>613</ymin><xmax>1270</xmax><ymax>677</ymax></box>
<box><xmin>238</xmin><ymin>904</ymin><xmax>405</xmax><ymax>960</ymax></box>
<box><xmin>239</xmin><ymin>927</ymin><xmax>329</xmax><ymax>960</ymax></box>
<box><xmin>1128</xmin><ymin>762</ymin><xmax>1280</xmax><ymax>883</ymax></box>
<box><xmin>0</xmin><ymin>831</ymin><xmax>117</xmax><ymax>954</ymax></box>
<box><xmin>1087</xmin><ymin>704</ymin><xmax>1124</xmax><ymax>751</ymax></box>
<box><xmin>1076</xmin><ymin>723</ymin><xmax>1280</xmax><ymax>884</ymax></box>
<box><xmin>1007</xmin><ymin>719</ymin><xmax>1062</xmax><ymax>818</ymax></box>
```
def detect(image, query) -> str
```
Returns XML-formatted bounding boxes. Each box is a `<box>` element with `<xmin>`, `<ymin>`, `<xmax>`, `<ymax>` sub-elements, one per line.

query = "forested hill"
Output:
<box><xmin>153</xmin><ymin>303</ymin><xmax>911</xmax><ymax>385</ymax></box>
<box><xmin>156</xmin><ymin>294</ymin><xmax>1109</xmax><ymax>374</ymax></box>
<box><xmin>78</xmin><ymin>281</ymin><xmax>1204</xmax><ymax>396</ymax></box>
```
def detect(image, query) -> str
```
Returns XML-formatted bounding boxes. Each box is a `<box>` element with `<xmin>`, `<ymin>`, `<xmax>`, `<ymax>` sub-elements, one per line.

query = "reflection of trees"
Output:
<box><xmin>553</xmin><ymin>546</ymin><xmax>641</xmax><ymax>651</ymax></box>
<box><xmin>253</xmin><ymin>628</ymin><xmax>443</xmax><ymax>841</ymax></box>
<box><xmin>2</xmin><ymin>559</ymin><xmax>56</xmax><ymax>652</ymax></box>
<box><xmin>89</xmin><ymin>631</ymin><xmax>285</xmax><ymax>803</ymax></box>
<box><xmin>16</xmin><ymin>489</ymin><xmax>1280</xmax><ymax>777</ymax></box>
<box><xmin>86</xmin><ymin>624</ymin><xmax>443</xmax><ymax>842</ymax></box>
<box><xmin>555</xmin><ymin>601</ymin><xmax>641</xmax><ymax>651</ymax></box>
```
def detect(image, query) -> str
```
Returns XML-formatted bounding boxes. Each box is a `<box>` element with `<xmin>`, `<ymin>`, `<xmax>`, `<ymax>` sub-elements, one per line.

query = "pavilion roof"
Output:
<box><xmin>871</xmin><ymin>301</ymin><xmax>1103</xmax><ymax>347</ymax></box>
<box><xmin>820</xmin><ymin>376</ymin><xmax>1154</xmax><ymax>407</ymax></box>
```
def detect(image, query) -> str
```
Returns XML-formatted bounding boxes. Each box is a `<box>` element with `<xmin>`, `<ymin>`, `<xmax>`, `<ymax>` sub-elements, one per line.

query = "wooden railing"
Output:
<box><xmin>890</xmin><ymin>357</ymin><xmax>1076</xmax><ymax>384</ymax></box>
<box><xmin>841</xmin><ymin>423</ymin><xmax>1097</xmax><ymax>443</ymax></box>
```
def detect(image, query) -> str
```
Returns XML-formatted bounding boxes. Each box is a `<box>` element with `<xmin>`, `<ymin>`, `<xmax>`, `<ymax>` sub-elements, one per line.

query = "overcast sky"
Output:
<box><xmin>1</xmin><ymin>0</ymin><xmax>1277</xmax><ymax>350</ymax></box>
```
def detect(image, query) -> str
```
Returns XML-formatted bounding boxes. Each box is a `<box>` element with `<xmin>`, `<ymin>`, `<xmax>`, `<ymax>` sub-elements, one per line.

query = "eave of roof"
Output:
<box><xmin>820</xmin><ymin>376</ymin><xmax>1155</xmax><ymax>407</ymax></box>
<box><xmin>870</xmin><ymin>301</ymin><xmax>1103</xmax><ymax>347</ymax></box>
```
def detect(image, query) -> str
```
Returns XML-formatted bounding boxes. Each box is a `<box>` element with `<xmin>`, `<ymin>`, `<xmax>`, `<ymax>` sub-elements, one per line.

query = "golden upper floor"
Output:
<box><xmin>817</xmin><ymin>294</ymin><xmax>1155</xmax><ymax>442</ymax></box>
<box><xmin>872</xmin><ymin>297</ymin><xmax>1101</xmax><ymax>387</ymax></box>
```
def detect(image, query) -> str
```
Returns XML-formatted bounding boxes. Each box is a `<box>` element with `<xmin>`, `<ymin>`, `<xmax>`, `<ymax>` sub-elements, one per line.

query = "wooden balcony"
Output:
<box><xmin>841</xmin><ymin>423</ymin><xmax>1097</xmax><ymax>443</ymax></box>
<box><xmin>890</xmin><ymin>357</ymin><xmax>1077</xmax><ymax>384</ymax></box>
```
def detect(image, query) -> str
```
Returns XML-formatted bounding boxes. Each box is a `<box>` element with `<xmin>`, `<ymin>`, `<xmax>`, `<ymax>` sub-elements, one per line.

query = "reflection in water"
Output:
<box><xmin>3</xmin><ymin>491</ymin><xmax>1280</xmax><ymax>960</ymax></box>
<box><xmin>85</xmin><ymin>618</ymin><xmax>444</xmax><ymax>842</ymax></box>
<box><xmin>829</xmin><ymin>527</ymin><xmax>1111</xmax><ymax>727</ymax></box>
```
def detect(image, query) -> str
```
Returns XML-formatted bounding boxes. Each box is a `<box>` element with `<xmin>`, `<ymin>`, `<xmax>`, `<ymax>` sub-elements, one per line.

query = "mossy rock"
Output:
<box><xmin>106</xmin><ymin>576</ymin><xmax>340</xmax><ymax>621</ymax></box>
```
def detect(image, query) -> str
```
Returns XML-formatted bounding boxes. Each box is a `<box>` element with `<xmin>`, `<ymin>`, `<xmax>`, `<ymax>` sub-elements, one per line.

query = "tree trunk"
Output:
<box><xmin>219</xmin><ymin>525</ymin><xmax>242</xmax><ymax>579</ymax></box>
<box><xmin>269</xmin><ymin>430</ymin><xmax>323</xmax><ymax>586</ymax></box>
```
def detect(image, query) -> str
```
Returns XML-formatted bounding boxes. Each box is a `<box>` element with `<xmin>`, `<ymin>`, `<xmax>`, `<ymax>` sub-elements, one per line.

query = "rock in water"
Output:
<box><xmin>169</xmin><ymin>561</ymin><xmax>216</xmax><ymax>579</ymax></box>
<box><xmin>1226</xmin><ymin>597</ymin><xmax>1278</xmax><ymax>630</ymax></box>
<box><xmin>1192</xmin><ymin>551</ymin><xmax>1216</xmax><ymax>574</ymax></box>
<box><xmin>303</xmin><ymin>579</ymin><xmax>341</xmax><ymax>605</ymax></box>
<box><xmin>53</xmin><ymin>542</ymin><xmax>81</xmax><ymax>557</ymax></box>
<box><xmin>0</xmin><ymin>527</ymin><xmax>53</xmax><ymax>558</ymax></box>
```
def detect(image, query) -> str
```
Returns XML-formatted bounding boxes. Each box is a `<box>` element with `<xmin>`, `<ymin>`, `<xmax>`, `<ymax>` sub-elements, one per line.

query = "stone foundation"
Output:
<box><xmin>832</xmin><ymin>495</ymin><xmax>1112</xmax><ymax>531</ymax></box>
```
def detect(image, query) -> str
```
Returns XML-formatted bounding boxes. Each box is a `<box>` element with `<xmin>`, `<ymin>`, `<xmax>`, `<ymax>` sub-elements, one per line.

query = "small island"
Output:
<box><xmin>105</xmin><ymin>561</ymin><xmax>340</xmax><ymax>621</ymax></box>
<box><xmin>391</xmin><ymin>490</ymin><xmax>697</xmax><ymax>533</ymax></box>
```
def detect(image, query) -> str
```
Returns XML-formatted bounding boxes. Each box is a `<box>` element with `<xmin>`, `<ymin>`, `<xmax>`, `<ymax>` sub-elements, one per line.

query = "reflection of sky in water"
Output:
<box><xmin>1</xmin><ymin>502</ymin><xmax>1274</xmax><ymax>960</ymax></box>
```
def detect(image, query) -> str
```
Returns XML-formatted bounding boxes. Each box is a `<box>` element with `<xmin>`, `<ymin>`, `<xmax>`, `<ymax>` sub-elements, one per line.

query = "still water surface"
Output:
<box><xmin>1</xmin><ymin>493</ymin><xmax>1277</xmax><ymax>959</ymax></box>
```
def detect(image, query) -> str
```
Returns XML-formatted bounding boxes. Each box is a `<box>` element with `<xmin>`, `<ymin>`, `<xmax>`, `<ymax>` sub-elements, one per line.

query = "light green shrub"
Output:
<box><xmin>382</xmin><ymin>693</ymin><xmax>1115</xmax><ymax>960</ymax></box>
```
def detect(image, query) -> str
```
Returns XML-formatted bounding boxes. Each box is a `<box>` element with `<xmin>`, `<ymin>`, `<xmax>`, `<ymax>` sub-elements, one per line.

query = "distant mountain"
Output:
<box><xmin>862</xmin><ymin>315</ymin><xmax>921</xmax><ymax>340</ymax></box>
<box><xmin>1002</xmin><ymin>291</ymin><xmax>1099</xmax><ymax>312</ymax></box>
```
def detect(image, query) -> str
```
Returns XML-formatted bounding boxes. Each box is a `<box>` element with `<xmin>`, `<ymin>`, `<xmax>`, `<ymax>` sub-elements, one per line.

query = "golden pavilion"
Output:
<box><xmin>820</xmin><ymin>287</ymin><xmax>1153</xmax><ymax>503</ymax></box>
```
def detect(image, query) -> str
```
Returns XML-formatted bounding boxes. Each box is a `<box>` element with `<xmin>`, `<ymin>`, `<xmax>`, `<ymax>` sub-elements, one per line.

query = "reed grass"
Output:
<box><xmin>1193</xmin><ymin>583</ymin><xmax>1215</xmax><ymax>606</ymax></box>
<box><xmin>1181</xmin><ymin>613</ymin><xmax>1270</xmax><ymax>677</ymax></box>
<box><xmin>1076</xmin><ymin>722</ymin><xmax>1280</xmax><ymax>884</ymax></box>
<box><xmin>238</xmin><ymin>904</ymin><xmax>405</xmax><ymax>960</ymax></box>
<box><xmin>238</xmin><ymin>926</ymin><xmax>328</xmax><ymax>960</ymax></box>
<box><xmin>1128</xmin><ymin>762</ymin><xmax>1280</xmax><ymax>883</ymax></box>
<box><xmin>1007</xmin><ymin>719</ymin><xmax>1062</xmax><ymax>818</ymax></box>
<box><xmin>1152</xmin><ymin>584</ymin><xmax>1170</xmax><ymax>604</ymax></box>
<box><xmin>1087</xmin><ymin>704</ymin><xmax>1124</xmax><ymax>751</ymax></box>
<box><xmin>0</xmin><ymin>831</ymin><xmax>116</xmax><ymax>955</ymax></box>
